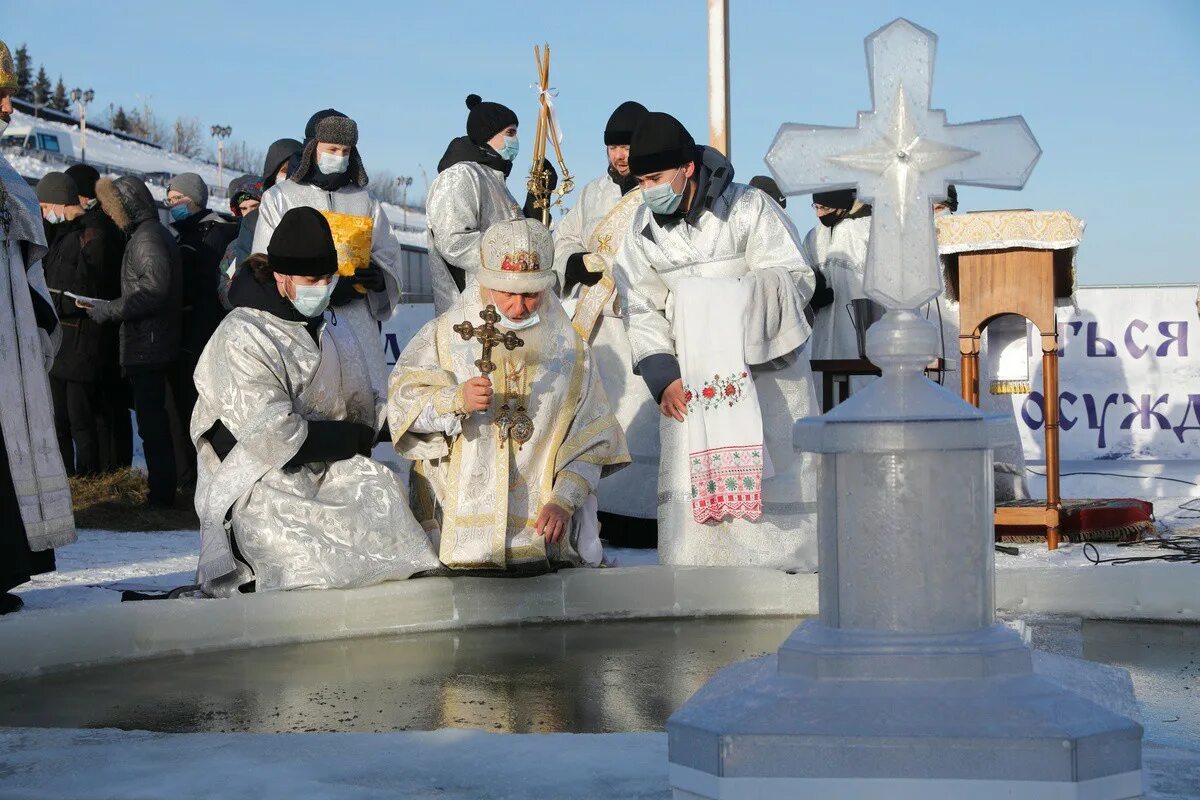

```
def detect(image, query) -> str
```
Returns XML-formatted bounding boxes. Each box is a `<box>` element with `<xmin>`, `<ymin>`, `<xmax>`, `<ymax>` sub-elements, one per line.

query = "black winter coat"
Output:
<box><xmin>95</xmin><ymin>176</ymin><xmax>183</xmax><ymax>370</ymax></box>
<box><xmin>78</xmin><ymin>205</ymin><xmax>127</xmax><ymax>380</ymax></box>
<box><xmin>172</xmin><ymin>211</ymin><xmax>236</xmax><ymax>357</ymax></box>
<box><xmin>42</xmin><ymin>216</ymin><xmax>114</xmax><ymax>381</ymax></box>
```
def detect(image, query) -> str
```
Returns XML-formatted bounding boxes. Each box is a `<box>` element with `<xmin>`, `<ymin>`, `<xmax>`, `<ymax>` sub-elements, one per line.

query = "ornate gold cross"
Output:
<box><xmin>452</xmin><ymin>304</ymin><xmax>524</xmax><ymax>377</ymax></box>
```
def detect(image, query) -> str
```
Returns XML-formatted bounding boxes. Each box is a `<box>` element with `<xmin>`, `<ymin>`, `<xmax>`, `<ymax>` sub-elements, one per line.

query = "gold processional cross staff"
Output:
<box><xmin>452</xmin><ymin>304</ymin><xmax>533</xmax><ymax>447</ymax></box>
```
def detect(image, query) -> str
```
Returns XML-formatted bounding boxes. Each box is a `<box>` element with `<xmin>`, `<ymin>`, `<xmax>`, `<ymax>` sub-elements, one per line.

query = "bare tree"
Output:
<box><xmin>127</xmin><ymin>99</ymin><xmax>167</xmax><ymax>146</ymax></box>
<box><xmin>171</xmin><ymin>116</ymin><xmax>205</xmax><ymax>158</ymax></box>
<box><xmin>368</xmin><ymin>169</ymin><xmax>401</xmax><ymax>205</ymax></box>
<box><xmin>222</xmin><ymin>139</ymin><xmax>265</xmax><ymax>175</ymax></box>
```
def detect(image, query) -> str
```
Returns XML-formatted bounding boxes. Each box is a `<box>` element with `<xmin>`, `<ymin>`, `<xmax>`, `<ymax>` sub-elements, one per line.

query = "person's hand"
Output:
<box><xmin>353</xmin><ymin>262</ymin><xmax>387</xmax><ymax>293</ymax></box>
<box><xmin>535</xmin><ymin>501</ymin><xmax>570</xmax><ymax>544</ymax></box>
<box><xmin>460</xmin><ymin>376</ymin><xmax>493</xmax><ymax>413</ymax></box>
<box><xmin>85</xmin><ymin>300</ymin><xmax>113</xmax><ymax>323</ymax></box>
<box><xmin>659</xmin><ymin>379</ymin><xmax>688</xmax><ymax>422</ymax></box>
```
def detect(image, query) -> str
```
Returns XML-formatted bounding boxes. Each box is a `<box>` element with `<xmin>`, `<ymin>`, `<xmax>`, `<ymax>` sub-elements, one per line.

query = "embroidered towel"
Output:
<box><xmin>672</xmin><ymin>275</ymin><xmax>766</xmax><ymax>524</ymax></box>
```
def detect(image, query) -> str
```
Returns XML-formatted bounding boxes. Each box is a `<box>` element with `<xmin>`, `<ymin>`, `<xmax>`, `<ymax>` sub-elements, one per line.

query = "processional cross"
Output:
<box><xmin>766</xmin><ymin>18</ymin><xmax>1041</xmax><ymax>317</ymax></box>
<box><xmin>453</xmin><ymin>304</ymin><xmax>524</xmax><ymax>377</ymax></box>
<box><xmin>452</xmin><ymin>304</ymin><xmax>532</xmax><ymax>445</ymax></box>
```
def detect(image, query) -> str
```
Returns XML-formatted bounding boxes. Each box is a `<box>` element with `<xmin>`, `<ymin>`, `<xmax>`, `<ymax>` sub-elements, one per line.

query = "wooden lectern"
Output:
<box><xmin>938</xmin><ymin>211</ymin><xmax>1084</xmax><ymax>550</ymax></box>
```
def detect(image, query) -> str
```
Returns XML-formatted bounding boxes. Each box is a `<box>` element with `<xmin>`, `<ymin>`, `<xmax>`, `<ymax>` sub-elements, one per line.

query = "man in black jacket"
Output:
<box><xmin>165</xmin><ymin>173</ymin><xmax>237</xmax><ymax>490</ymax></box>
<box><xmin>37</xmin><ymin>172</ymin><xmax>106</xmax><ymax>475</ymax></box>
<box><xmin>89</xmin><ymin>177</ymin><xmax>183</xmax><ymax>507</ymax></box>
<box><xmin>65</xmin><ymin>163</ymin><xmax>130</xmax><ymax>471</ymax></box>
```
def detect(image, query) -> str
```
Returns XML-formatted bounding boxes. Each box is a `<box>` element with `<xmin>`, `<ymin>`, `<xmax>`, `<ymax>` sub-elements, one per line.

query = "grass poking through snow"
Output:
<box><xmin>69</xmin><ymin>469</ymin><xmax>199</xmax><ymax>531</ymax></box>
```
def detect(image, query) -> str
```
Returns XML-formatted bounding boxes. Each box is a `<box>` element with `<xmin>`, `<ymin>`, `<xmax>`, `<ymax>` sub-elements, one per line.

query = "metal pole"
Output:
<box><xmin>80</xmin><ymin>106</ymin><xmax>87</xmax><ymax>163</ymax></box>
<box><xmin>707</xmin><ymin>0</ymin><xmax>731</xmax><ymax>157</ymax></box>
<box><xmin>217</xmin><ymin>139</ymin><xmax>224</xmax><ymax>193</ymax></box>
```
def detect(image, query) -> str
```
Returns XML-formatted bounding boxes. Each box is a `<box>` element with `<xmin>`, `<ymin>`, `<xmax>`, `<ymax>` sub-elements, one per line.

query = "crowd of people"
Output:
<box><xmin>1</xmin><ymin>35</ymin><xmax>994</xmax><ymax>609</ymax></box>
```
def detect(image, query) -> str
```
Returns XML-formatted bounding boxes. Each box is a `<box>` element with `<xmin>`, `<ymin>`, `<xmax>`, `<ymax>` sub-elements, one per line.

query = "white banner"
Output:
<box><xmin>1010</xmin><ymin>285</ymin><xmax>1200</xmax><ymax>461</ymax></box>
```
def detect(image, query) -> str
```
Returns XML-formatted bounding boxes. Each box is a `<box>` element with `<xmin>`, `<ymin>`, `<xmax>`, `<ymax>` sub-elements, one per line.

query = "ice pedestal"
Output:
<box><xmin>666</xmin><ymin>313</ymin><xmax>1144</xmax><ymax>799</ymax></box>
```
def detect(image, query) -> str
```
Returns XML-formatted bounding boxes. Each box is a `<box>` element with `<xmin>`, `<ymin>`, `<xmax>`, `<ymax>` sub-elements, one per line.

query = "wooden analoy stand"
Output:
<box><xmin>955</xmin><ymin>246</ymin><xmax>1073</xmax><ymax>550</ymax></box>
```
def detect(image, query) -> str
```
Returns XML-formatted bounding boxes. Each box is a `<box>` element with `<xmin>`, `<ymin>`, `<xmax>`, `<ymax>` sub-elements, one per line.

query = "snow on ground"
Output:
<box><xmin>0</xmin><ymin>728</ymin><xmax>1193</xmax><ymax>800</ymax></box>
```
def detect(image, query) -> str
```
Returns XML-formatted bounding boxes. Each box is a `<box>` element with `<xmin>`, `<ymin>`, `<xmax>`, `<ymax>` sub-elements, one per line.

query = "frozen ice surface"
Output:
<box><xmin>766</xmin><ymin>18</ymin><xmax>1040</xmax><ymax>310</ymax></box>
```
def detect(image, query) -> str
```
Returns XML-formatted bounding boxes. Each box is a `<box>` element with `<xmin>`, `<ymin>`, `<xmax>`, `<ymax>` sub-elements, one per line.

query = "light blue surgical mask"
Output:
<box><xmin>496</xmin><ymin>306</ymin><xmax>540</xmax><ymax>330</ymax></box>
<box><xmin>317</xmin><ymin>151</ymin><xmax>350</xmax><ymax>175</ymax></box>
<box><xmin>169</xmin><ymin>203</ymin><xmax>192</xmax><ymax>222</ymax></box>
<box><xmin>496</xmin><ymin>136</ymin><xmax>519</xmax><ymax>162</ymax></box>
<box><xmin>642</xmin><ymin>167</ymin><xmax>685</xmax><ymax>215</ymax></box>
<box><xmin>289</xmin><ymin>275</ymin><xmax>339</xmax><ymax>318</ymax></box>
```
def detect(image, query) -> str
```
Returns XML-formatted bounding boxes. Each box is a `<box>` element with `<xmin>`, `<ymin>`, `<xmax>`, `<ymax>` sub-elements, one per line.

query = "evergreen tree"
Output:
<box><xmin>50</xmin><ymin>77</ymin><xmax>69</xmax><ymax>112</ymax></box>
<box><xmin>111</xmin><ymin>106</ymin><xmax>130</xmax><ymax>133</ymax></box>
<box><xmin>32</xmin><ymin>66</ymin><xmax>51</xmax><ymax>109</ymax></box>
<box><xmin>13</xmin><ymin>44</ymin><xmax>32</xmax><ymax>102</ymax></box>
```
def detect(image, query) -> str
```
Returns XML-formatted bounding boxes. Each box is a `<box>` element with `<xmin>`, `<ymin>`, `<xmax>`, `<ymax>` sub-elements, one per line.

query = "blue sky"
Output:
<box><xmin>4</xmin><ymin>0</ymin><xmax>1197</xmax><ymax>285</ymax></box>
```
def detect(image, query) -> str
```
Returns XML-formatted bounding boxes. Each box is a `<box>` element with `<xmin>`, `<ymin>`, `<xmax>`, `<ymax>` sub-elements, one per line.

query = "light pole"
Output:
<box><xmin>396</xmin><ymin>175</ymin><xmax>413</xmax><ymax>227</ymax></box>
<box><xmin>70</xmin><ymin>87</ymin><xmax>95</xmax><ymax>163</ymax></box>
<box><xmin>210</xmin><ymin>124</ymin><xmax>232</xmax><ymax>193</ymax></box>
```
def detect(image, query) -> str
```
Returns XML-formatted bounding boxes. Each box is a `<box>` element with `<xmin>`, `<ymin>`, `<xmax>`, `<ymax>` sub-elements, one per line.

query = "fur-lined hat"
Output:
<box><xmin>478</xmin><ymin>218</ymin><xmax>556</xmax><ymax>294</ymax></box>
<box><xmin>96</xmin><ymin>176</ymin><xmax>159</xmax><ymax>233</ymax></box>
<box><xmin>291</xmin><ymin>109</ymin><xmax>368</xmax><ymax>188</ymax></box>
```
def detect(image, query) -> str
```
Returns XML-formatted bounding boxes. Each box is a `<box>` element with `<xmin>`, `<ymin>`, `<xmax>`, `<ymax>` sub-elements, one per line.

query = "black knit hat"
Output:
<box><xmin>813</xmin><ymin>188</ymin><xmax>856</xmax><ymax>211</ymax></box>
<box><xmin>749</xmin><ymin>175</ymin><xmax>786</xmax><ymax>208</ymax></box>
<box><xmin>267</xmin><ymin>207</ymin><xmax>338</xmax><ymax>277</ymax></box>
<box><xmin>65</xmin><ymin>164</ymin><xmax>100</xmax><ymax>199</ymax></box>
<box><xmin>465</xmin><ymin>94</ymin><xmax>518</xmax><ymax>145</ymax></box>
<box><xmin>604</xmin><ymin>101</ymin><xmax>649</xmax><ymax>146</ymax></box>
<box><xmin>628</xmin><ymin>112</ymin><xmax>696</xmax><ymax>176</ymax></box>
<box><xmin>36</xmin><ymin>172</ymin><xmax>80</xmax><ymax>206</ymax></box>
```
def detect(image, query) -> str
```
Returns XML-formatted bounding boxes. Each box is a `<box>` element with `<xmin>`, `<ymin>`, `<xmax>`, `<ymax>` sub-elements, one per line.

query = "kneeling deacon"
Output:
<box><xmin>192</xmin><ymin>207</ymin><xmax>439</xmax><ymax>595</ymax></box>
<box><xmin>389</xmin><ymin>218</ymin><xmax>630</xmax><ymax>573</ymax></box>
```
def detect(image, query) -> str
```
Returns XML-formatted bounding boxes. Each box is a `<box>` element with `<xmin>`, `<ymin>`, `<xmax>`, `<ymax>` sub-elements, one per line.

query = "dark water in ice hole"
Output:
<box><xmin>0</xmin><ymin>618</ymin><xmax>1195</xmax><ymax>749</ymax></box>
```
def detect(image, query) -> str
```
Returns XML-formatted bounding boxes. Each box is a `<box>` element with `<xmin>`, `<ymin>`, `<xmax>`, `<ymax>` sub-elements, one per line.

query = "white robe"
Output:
<box><xmin>614</xmin><ymin>173</ymin><xmax>821</xmax><ymax>571</ymax></box>
<box><xmin>389</xmin><ymin>291</ymin><xmax>630</xmax><ymax>571</ymax></box>
<box><xmin>801</xmin><ymin>214</ymin><xmax>872</xmax><ymax>362</ymax></box>
<box><xmin>0</xmin><ymin>157</ymin><xmax>75</xmax><ymax>553</ymax></box>
<box><xmin>553</xmin><ymin>173</ymin><xmax>659</xmax><ymax>520</ymax></box>
<box><xmin>426</xmin><ymin>162</ymin><xmax>524</xmax><ymax>314</ymax></box>
<box><xmin>191</xmin><ymin>306</ymin><xmax>439</xmax><ymax>594</ymax></box>
<box><xmin>253</xmin><ymin>179</ymin><xmax>402</xmax><ymax>397</ymax></box>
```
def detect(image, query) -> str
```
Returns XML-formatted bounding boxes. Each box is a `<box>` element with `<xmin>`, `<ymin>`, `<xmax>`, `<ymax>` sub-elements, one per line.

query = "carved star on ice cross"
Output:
<box><xmin>765</xmin><ymin>17</ymin><xmax>1042</xmax><ymax>310</ymax></box>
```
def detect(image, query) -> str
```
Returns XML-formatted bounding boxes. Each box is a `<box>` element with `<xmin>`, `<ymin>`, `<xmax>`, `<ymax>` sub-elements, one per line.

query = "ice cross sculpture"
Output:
<box><xmin>766</xmin><ymin>18</ymin><xmax>1041</xmax><ymax>310</ymax></box>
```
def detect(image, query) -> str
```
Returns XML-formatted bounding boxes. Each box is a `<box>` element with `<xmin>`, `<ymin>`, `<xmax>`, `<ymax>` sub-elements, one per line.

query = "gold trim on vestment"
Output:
<box><xmin>571</xmin><ymin>188</ymin><xmax>643</xmax><ymax>340</ymax></box>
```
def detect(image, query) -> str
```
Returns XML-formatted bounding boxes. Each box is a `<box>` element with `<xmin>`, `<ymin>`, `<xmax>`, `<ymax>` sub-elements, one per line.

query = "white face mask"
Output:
<box><xmin>43</xmin><ymin>210</ymin><xmax>64</xmax><ymax>225</ymax></box>
<box><xmin>495</xmin><ymin>306</ymin><xmax>540</xmax><ymax>330</ymax></box>
<box><xmin>288</xmin><ymin>275</ymin><xmax>339</xmax><ymax>318</ymax></box>
<box><xmin>0</xmin><ymin>117</ymin><xmax>8</xmax><ymax>137</ymax></box>
<box><xmin>317</xmin><ymin>151</ymin><xmax>350</xmax><ymax>175</ymax></box>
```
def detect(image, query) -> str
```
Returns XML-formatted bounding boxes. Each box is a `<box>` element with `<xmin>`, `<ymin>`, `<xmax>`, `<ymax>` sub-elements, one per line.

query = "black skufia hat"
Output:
<box><xmin>604</xmin><ymin>101</ymin><xmax>649</xmax><ymax>146</ymax></box>
<box><xmin>628</xmin><ymin>111</ymin><xmax>696</xmax><ymax>176</ymax></box>
<box><xmin>812</xmin><ymin>188</ymin><xmax>857</xmax><ymax>211</ymax></box>
<box><xmin>749</xmin><ymin>175</ymin><xmax>786</xmax><ymax>208</ymax></box>
<box><xmin>267</xmin><ymin>207</ymin><xmax>338</xmax><ymax>277</ymax></box>
<box><xmin>465</xmin><ymin>94</ymin><xmax>519</xmax><ymax>146</ymax></box>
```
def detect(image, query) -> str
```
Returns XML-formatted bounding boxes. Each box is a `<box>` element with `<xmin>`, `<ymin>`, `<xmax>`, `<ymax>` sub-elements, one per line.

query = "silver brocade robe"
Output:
<box><xmin>191</xmin><ymin>307</ymin><xmax>439</xmax><ymax>593</ymax></box>
<box><xmin>613</xmin><ymin>182</ymin><xmax>821</xmax><ymax>571</ymax></box>
<box><xmin>252</xmin><ymin>179</ymin><xmax>403</xmax><ymax>396</ymax></box>
<box><xmin>801</xmin><ymin>214</ymin><xmax>872</xmax><ymax>361</ymax></box>
<box><xmin>0</xmin><ymin>157</ymin><xmax>75</xmax><ymax>552</ymax></box>
<box><xmin>426</xmin><ymin>162</ymin><xmax>523</xmax><ymax>314</ymax></box>
<box><xmin>388</xmin><ymin>291</ymin><xmax>630</xmax><ymax>571</ymax></box>
<box><xmin>553</xmin><ymin>174</ymin><xmax>659</xmax><ymax>519</ymax></box>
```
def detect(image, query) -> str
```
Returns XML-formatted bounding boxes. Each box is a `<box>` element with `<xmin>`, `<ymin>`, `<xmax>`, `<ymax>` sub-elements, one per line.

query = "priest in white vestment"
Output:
<box><xmin>390</xmin><ymin>218</ymin><xmax>630</xmax><ymax>573</ymax></box>
<box><xmin>0</xmin><ymin>57</ymin><xmax>76</xmax><ymax>613</ymax></box>
<box><xmin>192</xmin><ymin>208</ymin><xmax>439</xmax><ymax>595</ymax></box>
<box><xmin>553</xmin><ymin>100</ymin><xmax>659</xmax><ymax>542</ymax></box>
<box><xmin>801</xmin><ymin>188</ymin><xmax>874</xmax><ymax>364</ymax></box>
<box><xmin>613</xmin><ymin>112</ymin><xmax>820</xmax><ymax>571</ymax></box>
